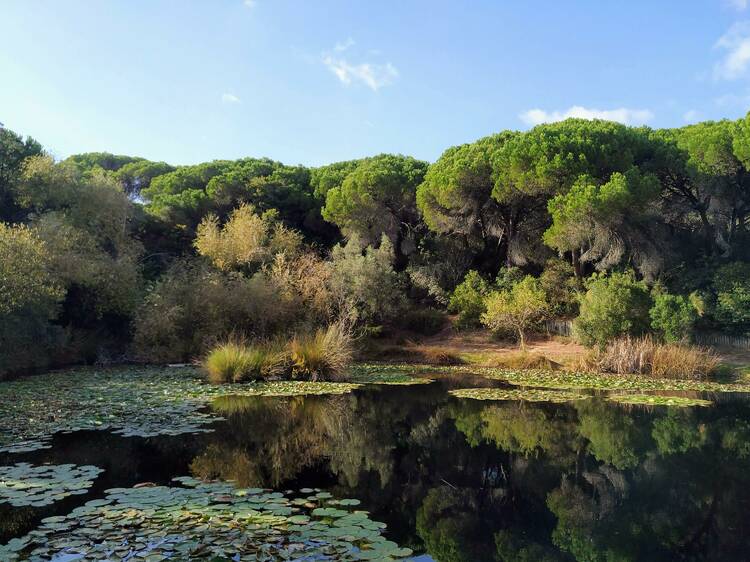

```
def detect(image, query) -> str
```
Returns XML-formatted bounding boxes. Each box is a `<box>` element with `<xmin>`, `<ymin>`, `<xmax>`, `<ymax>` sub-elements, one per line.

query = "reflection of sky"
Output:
<box><xmin>409</xmin><ymin>556</ymin><xmax>434</xmax><ymax>561</ymax></box>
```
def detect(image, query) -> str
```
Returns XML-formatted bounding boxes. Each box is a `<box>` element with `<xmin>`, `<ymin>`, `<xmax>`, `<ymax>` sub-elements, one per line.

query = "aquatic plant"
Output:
<box><xmin>0</xmin><ymin>463</ymin><xmax>103</xmax><ymax>507</ymax></box>
<box><xmin>449</xmin><ymin>387</ymin><xmax>589</xmax><ymax>403</ymax></box>
<box><xmin>0</xmin><ymin>366</ymin><xmax>362</xmax><ymax>454</ymax></box>
<box><xmin>606</xmin><ymin>394</ymin><xmax>713</xmax><ymax>407</ymax></box>
<box><xmin>0</xmin><ymin>477</ymin><xmax>413</xmax><ymax>560</ymax></box>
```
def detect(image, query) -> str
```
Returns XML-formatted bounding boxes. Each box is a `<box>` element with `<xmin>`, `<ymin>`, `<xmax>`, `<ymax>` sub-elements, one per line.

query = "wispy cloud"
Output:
<box><xmin>714</xmin><ymin>21</ymin><xmax>750</xmax><ymax>80</ymax></box>
<box><xmin>334</xmin><ymin>37</ymin><xmax>355</xmax><ymax>52</ymax></box>
<box><xmin>221</xmin><ymin>93</ymin><xmax>241</xmax><ymax>104</ymax></box>
<box><xmin>322</xmin><ymin>41</ymin><xmax>398</xmax><ymax>91</ymax></box>
<box><xmin>243</xmin><ymin>0</ymin><xmax>257</xmax><ymax>7</ymax></box>
<box><xmin>519</xmin><ymin>106</ymin><xmax>654</xmax><ymax>126</ymax></box>
<box><xmin>728</xmin><ymin>0</ymin><xmax>748</xmax><ymax>10</ymax></box>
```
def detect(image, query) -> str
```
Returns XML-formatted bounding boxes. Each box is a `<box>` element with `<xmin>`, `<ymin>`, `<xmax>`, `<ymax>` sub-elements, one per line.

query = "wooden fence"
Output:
<box><xmin>544</xmin><ymin>319</ymin><xmax>750</xmax><ymax>350</ymax></box>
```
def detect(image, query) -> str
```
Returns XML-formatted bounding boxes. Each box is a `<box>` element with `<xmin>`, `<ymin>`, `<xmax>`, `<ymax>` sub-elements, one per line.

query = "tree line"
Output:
<box><xmin>1</xmin><ymin>114</ymin><xmax>749</xmax><ymax>377</ymax></box>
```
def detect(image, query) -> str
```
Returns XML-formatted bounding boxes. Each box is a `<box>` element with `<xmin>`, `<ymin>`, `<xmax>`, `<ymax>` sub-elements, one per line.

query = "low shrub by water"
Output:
<box><xmin>290</xmin><ymin>323</ymin><xmax>353</xmax><ymax>381</ymax></box>
<box><xmin>582</xmin><ymin>336</ymin><xmax>719</xmax><ymax>379</ymax></box>
<box><xmin>204</xmin><ymin>341</ymin><xmax>286</xmax><ymax>384</ymax></box>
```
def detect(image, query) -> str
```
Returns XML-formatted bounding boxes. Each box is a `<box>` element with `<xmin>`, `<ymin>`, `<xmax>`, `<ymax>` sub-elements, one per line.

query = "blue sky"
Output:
<box><xmin>3</xmin><ymin>0</ymin><xmax>750</xmax><ymax>166</ymax></box>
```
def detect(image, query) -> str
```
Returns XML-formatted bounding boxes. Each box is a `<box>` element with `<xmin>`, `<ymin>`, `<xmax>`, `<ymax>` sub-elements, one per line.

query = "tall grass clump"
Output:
<box><xmin>204</xmin><ymin>340</ymin><xmax>286</xmax><ymax>384</ymax></box>
<box><xmin>290</xmin><ymin>322</ymin><xmax>354</xmax><ymax>381</ymax></box>
<box><xmin>586</xmin><ymin>336</ymin><xmax>719</xmax><ymax>379</ymax></box>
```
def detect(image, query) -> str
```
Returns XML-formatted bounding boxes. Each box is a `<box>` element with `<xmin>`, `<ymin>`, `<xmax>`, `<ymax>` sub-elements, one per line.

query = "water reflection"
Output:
<box><xmin>196</xmin><ymin>385</ymin><xmax>750</xmax><ymax>561</ymax></box>
<box><xmin>3</xmin><ymin>380</ymin><xmax>750</xmax><ymax>560</ymax></box>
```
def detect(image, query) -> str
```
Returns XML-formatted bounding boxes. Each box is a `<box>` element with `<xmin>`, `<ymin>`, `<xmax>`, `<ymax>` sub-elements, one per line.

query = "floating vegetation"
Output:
<box><xmin>449</xmin><ymin>387</ymin><xmax>589</xmax><ymax>403</ymax></box>
<box><xmin>607</xmin><ymin>394</ymin><xmax>713</xmax><ymax>408</ymax></box>
<box><xmin>346</xmin><ymin>364</ymin><xmax>435</xmax><ymax>385</ymax></box>
<box><xmin>0</xmin><ymin>463</ymin><xmax>103</xmax><ymax>508</ymax></box>
<box><xmin>0</xmin><ymin>477</ymin><xmax>413</xmax><ymax>561</ymax></box>
<box><xmin>0</xmin><ymin>366</ymin><xmax>362</xmax><ymax>454</ymax></box>
<box><xmin>477</xmin><ymin>368</ymin><xmax>750</xmax><ymax>393</ymax></box>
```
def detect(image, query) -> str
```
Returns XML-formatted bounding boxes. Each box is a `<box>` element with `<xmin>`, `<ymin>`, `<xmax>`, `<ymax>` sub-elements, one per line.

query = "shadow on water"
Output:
<box><xmin>4</xmin><ymin>375</ymin><xmax>750</xmax><ymax>561</ymax></box>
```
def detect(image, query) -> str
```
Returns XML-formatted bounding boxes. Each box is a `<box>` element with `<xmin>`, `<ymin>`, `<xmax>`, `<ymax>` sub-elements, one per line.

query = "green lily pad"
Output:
<box><xmin>0</xmin><ymin>463</ymin><xmax>103</xmax><ymax>508</ymax></box>
<box><xmin>449</xmin><ymin>387</ymin><xmax>590</xmax><ymax>403</ymax></box>
<box><xmin>607</xmin><ymin>394</ymin><xmax>713</xmax><ymax>407</ymax></box>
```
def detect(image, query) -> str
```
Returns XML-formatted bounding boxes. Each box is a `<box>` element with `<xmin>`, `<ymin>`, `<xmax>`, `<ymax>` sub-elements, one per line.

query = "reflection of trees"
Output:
<box><xmin>186</xmin><ymin>389</ymin><xmax>750</xmax><ymax>562</ymax></box>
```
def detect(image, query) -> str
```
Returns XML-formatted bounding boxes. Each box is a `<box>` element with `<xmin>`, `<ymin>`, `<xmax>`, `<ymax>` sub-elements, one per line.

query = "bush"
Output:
<box><xmin>448</xmin><ymin>270</ymin><xmax>490</xmax><ymax>329</ymax></box>
<box><xmin>650</xmin><ymin>292</ymin><xmax>697</xmax><ymax>343</ymax></box>
<box><xmin>290</xmin><ymin>323</ymin><xmax>354</xmax><ymax>381</ymax></box>
<box><xmin>204</xmin><ymin>340</ymin><xmax>286</xmax><ymax>384</ymax></box>
<box><xmin>712</xmin><ymin>262</ymin><xmax>750</xmax><ymax>334</ymax></box>
<box><xmin>585</xmin><ymin>336</ymin><xmax>719</xmax><ymax>379</ymax></box>
<box><xmin>132</xmin><ymin>260</ymin><xmax>290</xmax><ymax>363</ymax></box>
<box><xmin>539</xmin><ymin>258</ymin><xmax>579</xmax><ymax>317</ymax></box>
<box><xmin>481</xmin><ymin>276</ymin><xmax>549</xmax><ymax>349</ymax></box>
<box><xmin>574</xmin><ymin>272</ymin><xmax>652</xmax><ymax>348</ymax></box>
<box><xmin>402</xmin><ymin>308</ymin><xmax>446</xmax><ymax>335</ymax></box>
<box><xmin>329</xmin><ymin>235</ymin><xmax>406</xmax><ymax>326</ymax></box>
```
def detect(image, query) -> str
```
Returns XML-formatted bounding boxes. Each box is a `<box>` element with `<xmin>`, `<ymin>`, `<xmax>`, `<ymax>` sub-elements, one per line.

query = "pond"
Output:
<box><xmin>2</xmin><ymin>367</ymin><xmax>750</xmax><ymax>560</ymax></box>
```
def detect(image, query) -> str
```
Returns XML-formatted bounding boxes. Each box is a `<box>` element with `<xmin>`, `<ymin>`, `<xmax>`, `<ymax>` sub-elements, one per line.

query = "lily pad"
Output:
<box><xmin>0</xmin><ymin>478</ymin><xmax>411</xmax><ymax>561</ymax></box>
<box><xmin>606</xmin><ymin>394</ymin><xmax>713</xmax><ymax>407</ymax></box>
<box><xmin>0</xmin><ymin>463</ymin><xmax>103</xmax><ymax>508</ymax></box>
<box><xmin>449</xmin><ymin>387</ymin><xmax>589</xmax><ymax>403</ymax></box>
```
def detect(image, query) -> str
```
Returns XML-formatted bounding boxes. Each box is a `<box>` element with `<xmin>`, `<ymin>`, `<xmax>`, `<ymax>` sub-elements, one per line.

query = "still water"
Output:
<box><xmin>3</xmin><ymin>374</ymin><xmax>750</xmax><ymax>561</ymax></box>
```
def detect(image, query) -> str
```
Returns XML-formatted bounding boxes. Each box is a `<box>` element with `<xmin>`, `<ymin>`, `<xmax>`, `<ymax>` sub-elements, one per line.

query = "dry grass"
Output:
<box><xmin>290</xmin><ymin>322</ymin><xmax>354</xmax><ymax>381</ymax></box>
<box><xmin>579</xmin><ymin>336</ymin><xmax>720</xmax><ymax>379</ymax></box>
<box><xmin>469</xmin><ymin>350</ymin><xmax>560</xmax><ymax>370</ymax></box>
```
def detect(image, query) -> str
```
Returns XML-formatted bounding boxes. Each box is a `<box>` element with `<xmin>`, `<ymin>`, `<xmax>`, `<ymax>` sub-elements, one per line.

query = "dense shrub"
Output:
<box><xmin>712</xmin><ymin>262</ymin><xmax>750</xmax><ymax>334</ymax></box>
<box><xmin>448</xmin><ymin>270</ymin><xmax>490</xmax><ymax>329</ymax></box>
<box><xmin>574</xmin><ymin>272</ymin><xmax>652</xmax><ymax>348</ymax></box>
<box><xmin>585</xmin><ymin>336</ymin><xmax>718</xmax><ymax>379</ymax></box>
<box><xmin>481</xmin><ymin>276</ymin><xmax>550</xmax><ymax>348</ymax></box>
<box><xmin>539</xmin><ymin>258</ymin><xmax>579</xmax><ymax>317</ymax></box>
<box><xmin>0</xmin><ymin>223</ymin><xmax>64</xmax><ymax>378</ymax></box>
<box><xmin>329</xmin><ymin>235</ymin><xmax>406</xmax><ymax>326</ymax></box>
<box><xmin>401</xmin><ymin>308</ymin><xmax>447</xmax><ymax>335</ymax></box>
<box><xmin>195</xmin><ymin>204</ymin><xmax>303</xmax><ymax>273</ymax></box>
<box><xmin>290</xmin><ymin>323</ymin><xmax>354</xmax><ymax>381</ymax></box>
<box><xmin>650</xmin><ymin>292</ymin><xmax>697</xmax><ymax>343</ymax></box>
<box><xmin>132</xmin><ymin>260</ymin><xmax>289</xmax><ymax>363</ymax></box>
<box><xmin>204</xmin><ymin>340</ymin><xmax>286</xmax><ymax>384</ymax></box>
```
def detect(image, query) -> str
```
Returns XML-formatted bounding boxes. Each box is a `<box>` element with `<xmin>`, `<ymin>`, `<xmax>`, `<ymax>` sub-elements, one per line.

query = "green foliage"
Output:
<box><xmin>323</xmin><ymin>154</ymin><xmax>427</xmax><ymax>255</ymax></box>
<box><xmin>204</xmin><ymin>341</ymin><xmax>286</xmax><ymax>383</ymax></box>
<box><xmin>0</xmin><ymin>128</ymin><xmax>42</xmax><ymax>222</ymax></box>
<box><xmin>712</xmin><ymin>262</ymin><xmax>750</xmax><ymax>333</ymax></box>
<box><xmin>400</xmin><ymin>307</ymin><xmax>446</xmax><ymax>335</ymax></box>
<box><xmin>0</xmin><ymin>223</ymin><xmax>64</xmax><ymax>377</ymax></box>
<box><xmin>649</xmin><ymin>292</ymin><xmax>697</xmax><ymax>342</ymax></box>
<box><xmin>132</xmin><ymin>260</ymin><xmax>288</xmax><ymax>362</ymax></box>
<box><xmin>330</xmin><ymin>235</ymin><xmax>406</xmax><ymax>326</ymax></box>
<box><xmin>448</xmin><ymin>270</ymin><xmax>490</xmax><ymax>328</ymax></box>
<box><xmin>539</xmin><ymin>258</ymin><xmax>579</xmax><ymax>316</ymax></box>
<box><xmin>574</xmin><ymin>272</ymin><xmax>652</xmax><ymax>348</ymax></box>
<box><xmin>481</xmin><ymin>276</ymin><xmax>550</xmax><ymax>347</ymax></box>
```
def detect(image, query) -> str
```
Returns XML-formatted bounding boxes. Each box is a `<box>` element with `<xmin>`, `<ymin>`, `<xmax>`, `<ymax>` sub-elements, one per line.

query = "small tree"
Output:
<box><xmin>574</xmin><ymin>272</ymin><xmax>652</xmax><ymax>348</ymax></box>
<box><xmin>650</xmin><ymin>292</ymin><xmax>697</xmax><ymax>342</ymax></box>
<box><xmin>448</xmin><ymin>270</ymin><xmax>490</xmax><ymax>329</ymax></box>
<box><xmin>481</xmin><ymin>276</ymin><xmax>549</xmax><ymax>349</ymax></box>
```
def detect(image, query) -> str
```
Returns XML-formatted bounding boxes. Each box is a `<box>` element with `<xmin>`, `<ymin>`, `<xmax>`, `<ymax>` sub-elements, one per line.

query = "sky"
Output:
<box><xmin>3</xmin><ymin>0</ymin><xmax>750</xmax><ymax>166</ymax></box>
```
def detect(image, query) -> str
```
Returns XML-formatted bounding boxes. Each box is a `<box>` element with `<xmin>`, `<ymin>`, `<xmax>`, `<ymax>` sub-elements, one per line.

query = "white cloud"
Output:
<box><xmin>221</xmin><ymin>93</ymin><xmax>240</xmax><ymax>104</ymax></box>
<box><xmin>334</xmin><ymin>37</ymin><xmax>355</xmax><ymax>52</ymax></box>
<box><xmin>243</xmin><ymin>0</ymin><xmax>257</xmax><ymax>7</ymax></box>
<box><xmin>683</xmin><ymin>109</ymin><xmax>700</xmax><ymax>122</ymax></box>
<box><xmin>323</xmin><ymin>56</ymin><xmax>398</xmax><ymax>91</ymax></box>
<box><xmin>714</xmin><ymin>21</ymin><xmax>750</xmax><ymax>80</ymax></box>
<box><xmin>519</xmin><ymin>105</ymin><xmax>654</xmax><ymax>126</ymax></box>
<box><xmin>728</xmin><ymin>0</ymin><xmax>748</xmax><ymax>10</ymax></box>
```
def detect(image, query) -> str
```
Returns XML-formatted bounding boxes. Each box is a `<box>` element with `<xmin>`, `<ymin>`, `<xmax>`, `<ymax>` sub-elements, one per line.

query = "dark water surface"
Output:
<box><xmin>3</xmin><ymin>375</ymin><xmax>750</xmax><ymax>561</ymax></box>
